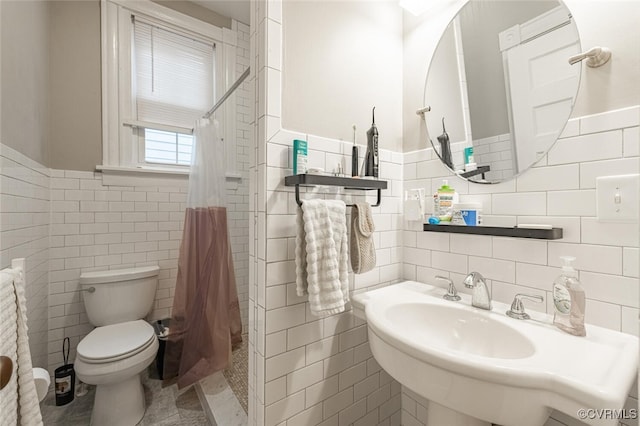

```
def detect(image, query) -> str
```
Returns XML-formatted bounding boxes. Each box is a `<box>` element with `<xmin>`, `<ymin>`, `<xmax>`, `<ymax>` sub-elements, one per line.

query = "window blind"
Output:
<box><xmin>133</xmin><ymin>18</ymin><xmax>215</xmax><ymax>129</ymax></box>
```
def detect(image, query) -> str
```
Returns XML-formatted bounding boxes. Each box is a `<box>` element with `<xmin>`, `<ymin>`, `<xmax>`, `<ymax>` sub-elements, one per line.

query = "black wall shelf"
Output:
<box><xmin>423</xmin><ymin>224</ymin><xmax>563</xmax><ymax>240</ymax></box>
<box><xmin>284</xmin><ymin>174</ymin><xmax>388</xmax><ymax>207</ymax></box>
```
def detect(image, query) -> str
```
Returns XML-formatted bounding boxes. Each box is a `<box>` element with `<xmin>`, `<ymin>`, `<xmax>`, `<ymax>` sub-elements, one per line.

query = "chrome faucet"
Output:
<box><xmin>463</xmin><ymin>272</ymin><xmax>492</xmax><ymax>310</ymax></box>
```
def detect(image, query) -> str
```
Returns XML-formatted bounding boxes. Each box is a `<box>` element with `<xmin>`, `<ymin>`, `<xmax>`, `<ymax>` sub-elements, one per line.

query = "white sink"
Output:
<box><xmin>352</xmin><ymin>281</ymin><xmax>638</xmax><ymax>426</ymax></box>
<box><xmin>385</xmin><ymin>302</ymin><xmax>535</xmax><ymax>359</ymax></box>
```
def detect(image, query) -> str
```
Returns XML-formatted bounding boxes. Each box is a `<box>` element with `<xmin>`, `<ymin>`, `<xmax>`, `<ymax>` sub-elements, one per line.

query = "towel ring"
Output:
<box><xmin>294</xmin><ymin>185</ymin><xmax>382</xmax><ymax>208</ymax></box>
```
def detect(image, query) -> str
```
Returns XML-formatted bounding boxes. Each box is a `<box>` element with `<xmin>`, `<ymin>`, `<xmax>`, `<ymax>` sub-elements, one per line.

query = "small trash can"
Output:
<box><xmin>152</xmin><ymin>319</ymin><xmax>170</xmax><ymax>379</ymax></box>
<box><xmin>54</xmin><ymin>337</ymin><xmax>75</xmax><ymax>406</ymax></box>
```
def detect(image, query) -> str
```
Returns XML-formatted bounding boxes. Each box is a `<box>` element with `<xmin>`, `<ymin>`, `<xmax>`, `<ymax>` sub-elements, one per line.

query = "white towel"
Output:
<box><xmin>296</xmin><ymin>199</ymin><xmax>349</xmax><ymax>316</ymax></box>
<box><xmin>0</xmin><ymin>265</ymin><xmax>44</xmax><ymax>426</ymax></box>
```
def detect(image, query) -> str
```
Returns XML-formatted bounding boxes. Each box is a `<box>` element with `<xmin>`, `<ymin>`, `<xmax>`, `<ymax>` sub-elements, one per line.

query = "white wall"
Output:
<box><xmin>0</xmin><ymin>0</ymin><xmax>50</xmax><ymax>370</ymax></box>
<box><xmin>403</xmin><ymin>10</ymin><xmax>639</xmax><ymax>424</ymax></box>
<box><xmin>281</xmin><ymin>0</ymin><xmax>404</xmax><ymax>152</ymax></box>
<box><xmin>0</xmin><ymin>144</ymin><xmax>50</xmax><ymax>370</ymax></box>
<box><xmin>403</xmin><ymin>105</ymin><xmax>639</xmax><ymax>426</ymax></box>
<box><xmin>403</xmin><ymin>0</ymin><xmax>640</xmax><ymax>153</ymax></box>
<box><xmin>403</xmin><ymin>0</ymin><xmax>467</xmax><ymax>153</ymax></box>
<box><xmin>0</xmin><ymin>0</ymin><xmax>251</xmax><ymax>386</ymax></box>
<box><xmin>0</xmin><ymin>0</ymin><xmax>50</xmax><ymax>166</ymax></box>
<box><xmin>250</xmin><ymin>1</ymin><xmax>405</xmax><ymax>424</ymax></box>
<box><xmin>269</xmin><ymin>1</ymin><xmax>639</xmax><ymax>426</ymax></box>
<box><xmin>46</xmin><ymin>22</ymin><xmax>252</xmax><ymax>375</ymax></box>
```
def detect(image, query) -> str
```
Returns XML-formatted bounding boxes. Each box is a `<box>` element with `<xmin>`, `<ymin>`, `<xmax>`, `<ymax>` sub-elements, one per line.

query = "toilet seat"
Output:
<box><xmin>77</xmin><ymin>320</ymin><xmax>156</xmax><ymax>364</ymax></box>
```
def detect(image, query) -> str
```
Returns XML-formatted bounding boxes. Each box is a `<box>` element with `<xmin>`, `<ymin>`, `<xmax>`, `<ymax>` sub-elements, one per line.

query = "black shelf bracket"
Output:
<box><xmin>284</xmin><ymin>174</ymin><xmax>387</xmax><ymax>208</ymax></box>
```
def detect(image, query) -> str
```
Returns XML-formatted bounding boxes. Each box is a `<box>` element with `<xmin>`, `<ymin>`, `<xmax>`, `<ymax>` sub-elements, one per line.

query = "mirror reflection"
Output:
<box><xmin>424</xmin><ymin>0</ymin><xmax>581</xmax><ymax>183</ymax></box>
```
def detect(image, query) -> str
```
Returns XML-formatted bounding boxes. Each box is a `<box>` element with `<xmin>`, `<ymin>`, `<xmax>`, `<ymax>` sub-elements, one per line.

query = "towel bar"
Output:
<box><xmin>293</xmin><ymin>185</ymin><xmax>382</xmax><ymax>207</ymax></box>
<box><xmin>284</xmin><ymin>174</ymin><xmax>388</xmax><ymax>208</ymax></box>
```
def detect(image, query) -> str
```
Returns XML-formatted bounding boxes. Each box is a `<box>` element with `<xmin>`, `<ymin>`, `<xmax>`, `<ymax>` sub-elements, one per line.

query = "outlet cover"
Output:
<box><xmin>596</xmin><ymin>174</ymin><xmax>639</xmax><ymax>223</ymax></box>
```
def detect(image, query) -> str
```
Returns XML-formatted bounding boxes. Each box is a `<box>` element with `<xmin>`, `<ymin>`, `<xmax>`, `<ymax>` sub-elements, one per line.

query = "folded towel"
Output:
<box><xmin>296</xmin><ymin>199</ymin><xmax>349</xmax><ymax>316</ymax></box>
<box><xmin>0</xmin><ymin>264</ymin><xmax>43</xmax><ymax>426</ymax></box>
<box><xmin>350</xmin><ymin>202</ymin><xmax>376</xmax><ymax>274</ymax></box>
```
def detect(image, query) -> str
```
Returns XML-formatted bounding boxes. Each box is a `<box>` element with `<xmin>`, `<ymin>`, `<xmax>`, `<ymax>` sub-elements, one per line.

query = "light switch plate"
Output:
<box><xmin>596</xmin><ymin>174</ymin><xmax>639</xmax><ymax>223</ymax></box>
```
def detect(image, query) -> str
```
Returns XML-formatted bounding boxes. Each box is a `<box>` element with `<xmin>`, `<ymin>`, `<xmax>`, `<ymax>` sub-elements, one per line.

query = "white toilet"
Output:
<box><xmin>75</xmin><ymin>266</ymin><xmax>160</xmax><ymax>426</ymax></box>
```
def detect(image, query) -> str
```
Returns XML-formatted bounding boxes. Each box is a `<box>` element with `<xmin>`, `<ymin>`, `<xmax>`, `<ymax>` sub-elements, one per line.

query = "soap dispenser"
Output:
<box><xmin>552</xmin><ymin>256</ymin><xmax>586</xmax><ymax>336</ymax></box>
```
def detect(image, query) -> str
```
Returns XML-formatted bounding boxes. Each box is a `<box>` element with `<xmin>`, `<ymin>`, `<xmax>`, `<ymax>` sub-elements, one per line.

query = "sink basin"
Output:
<box><xmin>352</xmin><ymin>281</ymin><xmax>639</xmax><ymax>426</ymax></box>
<box><xmin>385</xmin><ymin>303</ymin><xmax>535</xmax><ymax>359</ymax></box>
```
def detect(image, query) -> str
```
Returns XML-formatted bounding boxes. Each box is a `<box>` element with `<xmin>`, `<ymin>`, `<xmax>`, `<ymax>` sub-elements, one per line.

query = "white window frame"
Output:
<box><xmin>100</xmin><ymin>0</ymin><xmax>238</xmax><ymax>174</ymax></box>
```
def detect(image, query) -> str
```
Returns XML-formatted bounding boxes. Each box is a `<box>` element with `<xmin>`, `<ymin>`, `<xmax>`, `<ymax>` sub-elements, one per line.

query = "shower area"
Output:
<box><xmin>191</xmin><ymin>30</ymin><xmax>252</xmax><ymax>424</ymax></box>
<box><xmin>163</xmin><ymin>6</ymin><xmax>252</xmax><ymax>421</ymax></box>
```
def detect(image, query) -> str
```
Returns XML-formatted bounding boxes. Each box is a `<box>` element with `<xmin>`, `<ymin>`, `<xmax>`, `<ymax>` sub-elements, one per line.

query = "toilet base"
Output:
<box><xmin>91</xmin><ymin>373</ymin><xmax>145</xmax><ymax>426</ymax></box>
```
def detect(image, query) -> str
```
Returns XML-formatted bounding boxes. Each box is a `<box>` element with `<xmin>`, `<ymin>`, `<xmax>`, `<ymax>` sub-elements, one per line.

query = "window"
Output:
<box><xmin>101</xmin><ymin>0</ymin><xmax>238</xmax><ymax>172</ymax></box>
<box><xmin>144</xmin><ymin>129</ymin><xmax>193</xmax><ymax>166</ymax></box>
<box><xmin>133</xmin><ymin>18</ymin><xmax>212</xmax><ymax>166</ymax></box>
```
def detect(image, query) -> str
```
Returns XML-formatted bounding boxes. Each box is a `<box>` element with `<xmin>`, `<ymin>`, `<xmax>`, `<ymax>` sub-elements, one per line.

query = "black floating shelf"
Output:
<box><xmin>460</xmin><ymin>165</ymin><xmax>490</xmax><ymax>180</ymax></box>
<box><xmin>284</xmin><ymin>174</ymin><xmax>388</xmax><ymax>207</ymax></box>
<box><xmin>285</xmin><ymin>174</ymin><xmax>387</xmax><ymax>190</ymax></box>
<box><xmin>423</xmin><ymin>224</ymin><xmax>563</xmax><ymax>240</ymax></box>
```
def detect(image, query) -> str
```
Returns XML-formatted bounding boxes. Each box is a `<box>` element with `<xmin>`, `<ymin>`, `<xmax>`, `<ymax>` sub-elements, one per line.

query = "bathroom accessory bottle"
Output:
<box><xmin>364</xmin><ymin>107</ymin><xmax>379</xmax><ymax>177</ymax></box>
<box><xmin>351</xmin><ymin>124</ymin><xmax>359</xmax><ymax>177</ymax></box>
<box><xmin>433</xmin><ymin>180</ymin><xmax>457</xmax><ymax>222</ymax></box>
<box><xmin>552</xmin><ymin>256</ymin><xmax>586</xmax><ymax>336</ymax></box>
<box><xmin>293</xmin><ymin>139</ymin><xmax>308</xmax><ymax>175</ymax></box>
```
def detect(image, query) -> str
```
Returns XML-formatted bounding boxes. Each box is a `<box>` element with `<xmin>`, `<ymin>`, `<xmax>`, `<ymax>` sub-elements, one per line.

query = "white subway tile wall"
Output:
<box><xmin>250</xmin><ymin>5</ymin><xmax>404</xmax><ymax>423</ymax></box>
<box><xmin>403</xmin><ymin>105</ymin><xmax>639</xmax><ymax>426</ymax></box>
<box><xmin>48</xmin><ymin>170</ymin><xmax>187</xmax><ymax>373</ymax></box>
<box><xmin>45</xmin><ymin>22</ymin><xmax>251</xmax><ymax>376</ymax></box>
<box><xmin>234</xmin><ymin>20</ymin><xmax>251</xmax><ymax>333</ymax></box>
<box><xmin>0</xmin><ymin>144</ymin><xmax>50</xmax><ymax>369</ymax></box>
<box><xmin>252</xmin><ymin>134</ymin><xmax>404</xmax><ymax>426</ymax></box>
<box><xmin>472</xmin><ymin>133</ymin><xmax>516</xmax><ymax>181</ymax></box>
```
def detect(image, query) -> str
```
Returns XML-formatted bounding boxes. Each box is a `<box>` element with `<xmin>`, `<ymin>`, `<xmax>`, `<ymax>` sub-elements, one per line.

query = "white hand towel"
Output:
<box><xmin>296</xmin><ymin>199</ymin><xmax>349</xmax><ymax>316</ymax></box>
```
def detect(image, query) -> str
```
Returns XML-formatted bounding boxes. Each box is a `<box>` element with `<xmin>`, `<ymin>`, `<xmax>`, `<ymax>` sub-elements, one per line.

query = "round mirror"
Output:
<box><xmin>424</xmin><ymin>0</ymin><xmax>581</xmax><ymax>183</ymax></box>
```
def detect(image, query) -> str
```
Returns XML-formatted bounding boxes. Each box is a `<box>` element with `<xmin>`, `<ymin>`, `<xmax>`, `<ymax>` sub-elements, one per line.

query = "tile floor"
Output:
<box><xmin>222</xmin><ymin>334</ymin><xmax>248</xmax><ymax>414</ymax></box>
<box><xmin>40</xmin><ymin>367</ymin><xmax>209</xmax><ymax>425</ymax></box>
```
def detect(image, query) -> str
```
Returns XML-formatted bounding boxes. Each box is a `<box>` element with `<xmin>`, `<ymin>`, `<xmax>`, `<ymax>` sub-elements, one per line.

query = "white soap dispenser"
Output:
<box><xmin>552</xmin><ymin>256</ymin><xmax>586</xmax><ymax>336</ymax></box>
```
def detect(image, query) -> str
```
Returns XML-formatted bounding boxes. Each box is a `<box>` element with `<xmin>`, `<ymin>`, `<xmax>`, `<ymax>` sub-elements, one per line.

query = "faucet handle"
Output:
<box><xmin>506</xmin><ymin>293</ymin><xmax>544</xmax><ymax>320</ymax></box>
<box><xmin>436</xmin><ymin>275</ymin><xmax>461</xmax><ymax>301</ymax></box>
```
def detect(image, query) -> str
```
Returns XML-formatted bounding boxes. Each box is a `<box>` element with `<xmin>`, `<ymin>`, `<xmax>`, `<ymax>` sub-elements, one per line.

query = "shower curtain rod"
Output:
<box><xmin>202</xmin><ymin>67</ymin><xmax>251</xmax><ymax>119</ymax></box>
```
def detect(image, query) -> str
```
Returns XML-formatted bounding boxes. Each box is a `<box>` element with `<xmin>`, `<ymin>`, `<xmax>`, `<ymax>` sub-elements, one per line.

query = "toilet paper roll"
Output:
<box><xmin>33</xmin><ymin>367</ymin><xmax>51</xmax><ymax>402</ymax></box>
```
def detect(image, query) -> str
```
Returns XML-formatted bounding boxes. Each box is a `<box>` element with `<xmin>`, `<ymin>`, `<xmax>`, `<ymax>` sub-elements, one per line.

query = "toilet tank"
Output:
<box><xmin>79</xmin><ymin>266</ymin><xmax>159</xmax><ymax>326</ymax></box>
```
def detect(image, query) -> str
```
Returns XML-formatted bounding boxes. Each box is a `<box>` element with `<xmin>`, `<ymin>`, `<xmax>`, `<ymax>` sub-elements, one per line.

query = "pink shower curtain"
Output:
<box><xmin>163</xmin><ymin>119</ymin><xmax>242</xmax><ymax>389</ymax></box>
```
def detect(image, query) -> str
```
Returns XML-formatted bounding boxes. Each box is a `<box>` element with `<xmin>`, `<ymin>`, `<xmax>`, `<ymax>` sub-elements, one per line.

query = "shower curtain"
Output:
<box><xmin>164</xmin><ymin>118</ymin><xmax>242</xmax><ymax>389</ymax></box>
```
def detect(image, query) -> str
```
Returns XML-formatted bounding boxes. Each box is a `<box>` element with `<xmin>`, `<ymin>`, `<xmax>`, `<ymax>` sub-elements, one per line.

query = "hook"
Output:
<box><xmin>416</xmin><ymin>106</ymin><xmax>431</xmax><ymax>116</ymax></box>
<box><xmin>568</xmin><ymin>46</ymin><xmax>611</xmax><ymax>67</ymax></box>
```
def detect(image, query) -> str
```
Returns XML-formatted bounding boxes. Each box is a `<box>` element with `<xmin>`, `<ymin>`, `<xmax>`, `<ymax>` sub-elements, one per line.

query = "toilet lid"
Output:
<box><xmin>77</xmin><ymin>320</ymin><xmax>156</xmax><ymax>362</ymax></box>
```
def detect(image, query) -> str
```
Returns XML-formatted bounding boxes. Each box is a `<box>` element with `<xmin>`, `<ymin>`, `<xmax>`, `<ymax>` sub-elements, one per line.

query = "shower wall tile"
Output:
<box><xmin>402</xmin><ymin>106</ymin><xmax>640</xmax><ymax>426</ymax></box>
<box><xmin>0</xmin><ymin>143</ymin><xmax>50</xmax><ymax>370</ymax></box>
